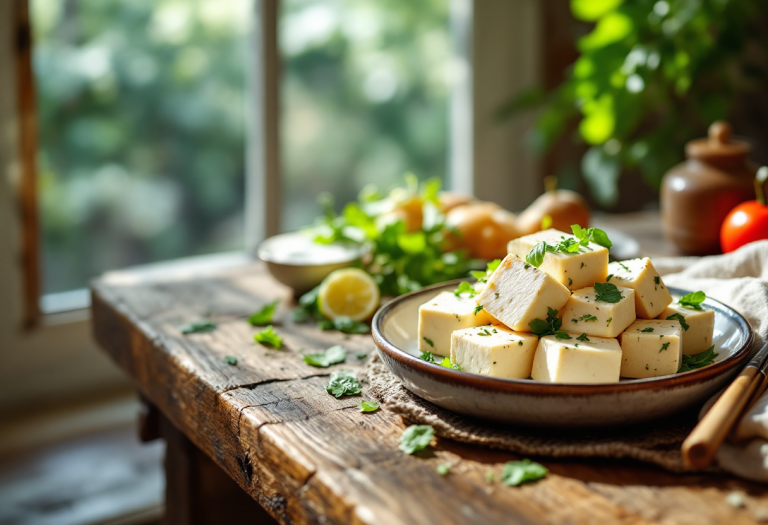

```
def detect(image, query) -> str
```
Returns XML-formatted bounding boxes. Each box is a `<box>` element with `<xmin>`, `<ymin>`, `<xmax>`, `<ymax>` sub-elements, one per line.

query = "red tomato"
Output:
<box><xmin>720</xmin><ymin>201</ymin><xmax>768</xmax><ymax>253</ymax></box>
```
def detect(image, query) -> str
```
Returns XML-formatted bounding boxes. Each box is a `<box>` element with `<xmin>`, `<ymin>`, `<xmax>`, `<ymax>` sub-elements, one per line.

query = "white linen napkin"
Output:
<box><xmin>653</xmin><ymin>240</ymin><xmax>768</xmax><ymax>482</ymax></box>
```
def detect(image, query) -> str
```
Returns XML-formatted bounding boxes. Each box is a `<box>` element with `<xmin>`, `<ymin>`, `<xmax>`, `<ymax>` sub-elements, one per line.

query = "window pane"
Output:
<box><xmin>280</xmin><ymin>0</ymin><xmax>451</xmax><ymax>232</ymax></box>
<box><xmin>32</xmin><ymin>0</ymin><xmax>249</xmax><ymax>294</ymax></box>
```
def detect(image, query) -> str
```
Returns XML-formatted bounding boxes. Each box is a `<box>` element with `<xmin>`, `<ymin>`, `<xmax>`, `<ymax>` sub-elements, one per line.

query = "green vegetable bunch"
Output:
<box><xmin>311</xmin><ymin>175</ymin><xmax>476</xmax><ymax>296</ymax></box>
<box><xmin>503</xmin><ymin>0</ymin><xmax>766</xmax><ymax>206</ymax></box>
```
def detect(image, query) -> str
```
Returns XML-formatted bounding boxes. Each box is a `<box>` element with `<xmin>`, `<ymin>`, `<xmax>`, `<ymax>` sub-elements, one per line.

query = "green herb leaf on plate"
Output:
<box><xmin>303</xmin><ymin>345</ymin><xmax>347</xmax><ymax>368</ymax></box>
<box><xmin>180</xmin><ymin>320</ymin><xmax>217</xmax><ymax>334</ymax></box>
<box><xmin>454</xmin><ymin>281</ymin><xmax>477</xmax><ymax>298</ymax></box>
<box><xmin>440</xmin><ymin>356</ymin><xmax>463</xmax><ymax>370</ymax></box>
<box><xmin>423</xmin><ymin>337</ymin><xmax>434</xmax><ymax>347</ymax></box>
<box><xmin>529</xmin><ymin>307</ymin><xmax>562</xmax><ymax>337</ymax></box>
<box><xmin>554</xmin><ymin>331</ymin><xmax>572</xmax><ymax>340</ymax></box>
<box><xmin>248</xmin><ymin>300</ymin><xmax>279</xmax><ymax>326</ymax></box>
<box><xmin>325</xmin><ymin>370</ymin><xmax>362</xmax><ymax>398</ymax></box>
<box><xmin>420</xmin><ymin>351</ymin><xmax>436</xmax><ymax>363</ymax></box>
<box><xmin>678</xmin><ymin>345</ymin><xmax>718</xmax><ymax>372</ymax></box>
<box><xmin>501</xmin><ymin>459</ymin><xmax>548</xmax><ymax>486</ymax></box>
<box><xmin>254</xmin><ymin>325</ymin><xmax>283</xmax><ymax>348</ymax></box>
<box><xmin>399</xmin><ymin>424</ymin><xmax>434</xmax><ymax>454</ymax></box>
<box><xmin>679</xmin><ymin>291</ymin><xmax>706</xmax><ymax>310</ymax></box>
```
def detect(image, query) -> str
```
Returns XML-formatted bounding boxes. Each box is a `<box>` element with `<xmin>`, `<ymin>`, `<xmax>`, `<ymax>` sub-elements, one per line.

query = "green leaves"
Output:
<box><xmin>577</xmin><ymin>333</ymin><xmax>590</xmax><ymax>342</ymax></box>
<box><xmin>423</xmin><ymin>337</ymin><xmax>434</xmax><ymax>347</ymax></box>
<box><xmin>325</xmin><ymin>370</ymin><xmax>362</xmax><ymax>398</ymax></box>
<box><xmin>639</xmin><ymin>327</ymin><xmax>654</xmax><ymax>333</ymax></box>
<box><xmin>420</xmin><ymin>351</ymin><xmax>436</xmax><ymax>363</ymax></box>
<box><xmin>529</xmin><ymin>307</ymin><xmax>562</xmax><ymax>337</ymax></box>
<box><xmin>440</xmin><ymin>356</ymin><xmax>463</xmax><ymax>370</ymax></box>
<box><xmin>679</xmin><ymin>291</ymin><xmax>706</xmax><ymax>310</ymax></box>
<box><xmin>180</xmin><ymin>320</ymin><xmax>217</xmax><ymax>334</ymax></box>
<box><xmin>555</xmin><ymin>331</ymin><xmax>572</xmax><ymax>340</ymax></box>
<box><xmin>303</xmin><ymin>345</ymin><xmax>347</xmax><ymax>368</ymax></box>
<box><xmin>359</xmin><ymin>400</ymin><xmax>380</xmax><ymax>413</ymax></box>
<box><xmin>399</xmin><ymin>425</ymin><xmax>434</xmax><ymax>454</ymax></box>
<box><xmin>579</xmin><ymin>314</ymin><xmax>598</xmax><ymax>322</ymax></box>
<box><xmin>594</xmin><ymin>282</ymin><xmax>624</xmax><ymax>303</ymax></box>
<box><xmin>471</xmin><ymin>259</ymin><xmax>502</xmax><ymax>283</ymax></box>
<box><xmin>474</xmin><ymin>305</ymin><xmax>484</xmax><ymax>316</ymax></box>
<box><xmin>454</xmin><ymin>281</ymin><xmax>477</xmax><ymax>298</ymax></box>
<box><xmin>666</xmin><ymin>313</ymin><xmax>690</xmax><ymax>331</ymax></box>
<box><xmin>248</xmin><ymin>300</ymin><xmax>279</xmax><ymax>326</ymax></box>
<box><xmin>501</xmin><ymin>459</ymin><xmax>548</xmax><ymax>486</ymax></box>
<box><xmin>679</xmin><ymin>346</ymin><xmax>719</xmax><ymax>373</ymax></box>
<box><xmin>571</xmin><ymin>225</ymin><xmax>613</xmax><ymax>250</ymax></box>
<box><xmin>254</xmin><ymin>325</ymin><xmax>283</xmax><ymax>349</ymax></box>
<box><xmin>223</xmin><ymin>355</ymin><xmax>238</xmax><ymax>366</ymax></box>
<box><xmin>436</xmin><ymin>463</ymin><xmax>451</xmax><ymax>476</ymax></box>
<box><xmin>526</xmin><ymin>241</ymin><xmax>548</xmax><ymax>267</ymax></box>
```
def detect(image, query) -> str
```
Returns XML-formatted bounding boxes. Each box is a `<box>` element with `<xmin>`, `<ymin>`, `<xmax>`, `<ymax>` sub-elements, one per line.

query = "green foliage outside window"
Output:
<box><xmin>503</xmin><ymin>0</ymin><xmax>767</xmax><ymax>206</ymax></box>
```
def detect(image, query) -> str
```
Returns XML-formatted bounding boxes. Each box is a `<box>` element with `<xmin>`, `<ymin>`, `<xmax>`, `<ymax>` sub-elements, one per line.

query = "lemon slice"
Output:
<box><xmin>318</xmin><ymin>268</ymin><xmax>380</xmax><ymax>321</ymax></box>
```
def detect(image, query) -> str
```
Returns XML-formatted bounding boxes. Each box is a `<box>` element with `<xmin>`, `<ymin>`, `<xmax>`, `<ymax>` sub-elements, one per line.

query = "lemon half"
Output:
<box><xmin>318</xmin><ymin>268</ymin><xmax>380</xmax><ymax>321</ymax></box>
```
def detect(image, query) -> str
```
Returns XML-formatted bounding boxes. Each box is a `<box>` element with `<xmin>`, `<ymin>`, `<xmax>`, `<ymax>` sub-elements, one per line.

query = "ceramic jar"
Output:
<box><xmin>661</xmin><ymin>121</ymin><xmax>757</xmax><ymax>255</ymax></box>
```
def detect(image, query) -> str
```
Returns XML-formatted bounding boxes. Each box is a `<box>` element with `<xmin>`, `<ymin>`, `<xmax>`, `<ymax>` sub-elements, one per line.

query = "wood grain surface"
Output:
<box><xmin>91</xmin><ymin>251</ymin><xmax>768</xmax><ymax>525</ymax></box>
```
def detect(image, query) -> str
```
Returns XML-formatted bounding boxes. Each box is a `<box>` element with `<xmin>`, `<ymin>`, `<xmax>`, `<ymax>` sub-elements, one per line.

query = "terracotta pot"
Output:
<box><xmin>661</xmin><ymin>121</ymin><xmax>758</xmax><ymax>255</ymax></box>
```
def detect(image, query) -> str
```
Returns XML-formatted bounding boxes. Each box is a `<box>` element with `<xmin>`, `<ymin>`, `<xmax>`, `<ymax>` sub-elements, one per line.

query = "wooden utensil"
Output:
<box><xmin>682</xmin><ymin>342</ymin><xmax>768</xmax><ymax>469</ymax></box>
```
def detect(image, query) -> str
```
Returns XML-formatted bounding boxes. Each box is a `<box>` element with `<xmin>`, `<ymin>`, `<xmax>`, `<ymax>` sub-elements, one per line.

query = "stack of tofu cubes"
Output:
<box><xmin>417</xmin><ymin>228</ymin><xmax>715</xmax><ymax>384</ymax></box>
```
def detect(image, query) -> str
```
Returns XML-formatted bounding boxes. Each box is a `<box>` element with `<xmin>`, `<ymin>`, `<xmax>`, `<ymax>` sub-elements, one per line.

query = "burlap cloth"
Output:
<box><xmin>366</xmin><ymin>241</ymin><xmax>768</xmax><ymax>475</ymax></box>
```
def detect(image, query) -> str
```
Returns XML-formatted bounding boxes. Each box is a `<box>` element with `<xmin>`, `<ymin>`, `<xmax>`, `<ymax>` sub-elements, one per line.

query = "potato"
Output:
<box><xmin>516</xmin><ymin>189</ymin><xmax>590</xmax><ymax>236</ymax></box>
<box><xmin>445</xmin><ymin>203</ymin><xmax>520</xmax><ymax>260</ymax></box>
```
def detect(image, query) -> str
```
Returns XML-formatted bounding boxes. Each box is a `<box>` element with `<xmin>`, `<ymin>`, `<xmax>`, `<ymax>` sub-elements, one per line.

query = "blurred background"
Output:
<box><xmin>2</xmin><ymin>0</ymin><xmax>767</xmax><ymax>523</ymax></box>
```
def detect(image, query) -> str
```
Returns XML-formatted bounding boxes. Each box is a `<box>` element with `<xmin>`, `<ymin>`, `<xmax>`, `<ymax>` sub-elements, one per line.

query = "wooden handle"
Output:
<box><xmin>682</xmin><ymin>367</ymin><xmax>761</xmax><ymax>469</ymax></box>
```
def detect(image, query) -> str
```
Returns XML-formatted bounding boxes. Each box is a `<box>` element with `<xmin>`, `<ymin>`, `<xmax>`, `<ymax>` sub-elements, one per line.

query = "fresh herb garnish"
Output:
<box><xmin>654</xmin><ymin>276</ymin><xmax>660</xmax><ymax>289</ymax></box>
<box><xmin>359</xmin><ymin>400</ymin><xmax>380</xmax><ymax>412</ymax></box>
<box><xmin>436</xmin><ymin>463</ymin><xmax>451</xmax><ymax>476</ymax></box>
<box><xmin>606</xmin><ymin>317</ymin><xmax>613</xmax><ymax>326</ymax></box>
<box><xmin>477</xmin><ymin>327</ymin><xmax>493</xmax><ymax>337</ymax></box>
<box><xmin>529</xmin><ymin>307</ymin><xmax>562</xmax><ymax>337</ymax></box>
<box><xmin>454</xmin><ymin>281</ymin><xmax>477</xmax><ymax>298</ymax></box>
<box><xmin>568</xmin><ymin>278</ymin><xmax>573</xmax><ymax>287</ymax></box>
<box><xmin>420</xmin><ymin>351</ymin><xmax>436</xmax><ymax>363</ymax></box>
<box><xmin>440</xmin><ymin>356</ymin><xmax>462</xmax><ymax>370</ymax></box>
<box><xmin>357</xmin><ymin>352</ymin><xmax>368</xmax><ymax>359</ymax></box>
<box><xmin>679</xmin><ymin>291</ymin><xmax>706</xmax><ymax>310</ymax></box>
<box><xmin>577</xmin><ymin>333</ymin><xmax>590</xmax><ymax>342</ymax></box>
<box><xmin>501</xmin><ymin>459</ymin><xmax>548</xmax><ymax>486</ymax></box>
<box><xmin>474</xmin><ymin>305</ymin><xmax>484</xmax><ymax>316</ymax></box>
<box><xmin>399</xmin><ymin>425</ymin><xmax>434</xmax><ymax>454</ymax></box>
<box><xmin>223</xmin><ymin>355</ymin><xmax>238</xmax><ymax>366</ymax></box>
<box><xmin>571</xmin><ymin>224</ymin><xmax>613</xmax><ymax>249</ymax></box>
<box><xmin>659</xmin><ymin>342</ymin><xmax>670</xmax><ymax>352</ymax></box>
<box><xmin>303</xmin><ymin>345</ymin><xmax>346</xmax><ymax>368</ymax></box>
<box><xmin>606</xmin><ymin>274</ymin><xmax>614</xmax><ymax>282</ymax></box>
<box><xmin>248</xmin><ymin>300</ymin><xmax>279</xmax><ymax>326</ymax></box>
<box><xmin>639</xmin><ymin>327</ymin><xmax>655</xmax><ymax>333</ymax></box>
<box><xmin>678</xmin><ymin>345</ymin><xmax>719</xmax><ymax>372</ymax></box>
<box><xmin>180</xmin><ymin>320</ymin><xmax>217</xmax><ymax>334</ymax></box>
<box><xmin>594</xmin><ymin>282</ymin><xmax>624</xmax><ymax>303</ymax></box>
<box><xmin>618</xmin><ymin>261</ymin><xmax>630</xmax><ymax>271</ymax></box>
<box><xmin>325</xmin><ymin>370</ymin><xmax>362</xmax><ymax>397</ymax></box>
<box><xmin>555</xmin><ymin>331</ymin><xmax>572</xmax><ymax>340</ymax></box>
<box><xmin>254</xmin><ymin>325</ymin><xmax>283</xmax><ymax>348</ymax></box>
<box><xmin>423</xmin><ymin>337</ymin><xmax>434</xmax><ymax>347</ymax></box>
<box><xmin>526</xmin><ymin>241</ymin><xmax>549</xmax><ymax>268</ymax></box>
<box><xmin>580</xmin><ymin>314</ymin><xmax>598</xmax><ymax>322</ymax></box>
<box><xmin>666</xmin><ymin>313</ymin><xmax>690</xmax><ymax>331</ymax></box>
<box><xmin>471</xmin><ymin>259</ymin><xmax>502</xmax><ymax>283</ymax></box>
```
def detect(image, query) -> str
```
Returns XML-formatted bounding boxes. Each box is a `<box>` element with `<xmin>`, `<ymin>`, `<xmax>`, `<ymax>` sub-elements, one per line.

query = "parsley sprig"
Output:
<box><xmin>678</xmin><ymin>346</ymin><xmax>719</xmax><ymax>372</ymax></box>
<box><xmin>678</xmin><ymin>291</ymin><xmax>706</xmax><ymax>310</ymax></box>
<box><xmin>526</xmin><ymin>226</ymin><xmax>612</xmax><ymax>267</ymax></box>
<box><xmin>325</xmin><ymin>370</ymin><xmax>362</xmax><ymax>397</ymax></box>
<box><xmin>571</xmin><ymin>224</ymin><xmax>613</xmax><ymax>249</ymax></box>
<box><xmin>248</xmin><ymin>300</ymin><xmax>279</xmax><ymax>326</ymax></box>
<box><xmin>254</xmin><ymin>325</ymin><xmax>283</xmax><ymax>348</ymax></box>
<box><xmin>529</xmin><ymin>307</ymin><xmax>569</xmax><ymax>339</ymax></box>
<box><xmin>594</xmin><ymin>282</ymin><xmax>624</xmax><ymax>303</ymax></box>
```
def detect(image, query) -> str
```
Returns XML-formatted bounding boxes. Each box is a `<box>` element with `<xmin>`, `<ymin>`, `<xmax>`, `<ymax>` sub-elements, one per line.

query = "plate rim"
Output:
<box><xmin>372</xmin><ymin>280</ymin><xmax>754</xmax><ymax>396</ymax></box>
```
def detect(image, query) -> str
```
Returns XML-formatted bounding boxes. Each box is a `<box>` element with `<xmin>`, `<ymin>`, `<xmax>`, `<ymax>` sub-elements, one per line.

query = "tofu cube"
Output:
<box><xmin>450</xmin><ymin>324</ymin><xmax>538</xmax><ymax>379</ymax></box>
<box><xmin>657</xmin><ymin>303</ymin><xmax>715</xmax><ymax>356</ymax></box>
<box><xmin>606</xmin><ymin>258</ymin><xmax>672</xmax><ymax>319</ymax></box>
<box><xmin>476</xmin><ymin>254</ymin><xmax>571</xmax><ymax>332</ymax></box>
<box><xmin>530</xmin><ymin>333</ymin><xmax>622</xmax><ymax>384</ymax></box>
<box><xmin>506</xmin><ymin>228</ymin><xmax>609</xmax><ymax>290</ymax></box>
<box><xmin>619</xmin><ymin>320</ymin><xmax>682</xmax><ymax>378</ymax></box>
<box><xmin>559</xmin><ymin>285</ymin><xmax>636</xmax><ymax>338</ymax></box>
<box><xmin>418</xmin><ymin>291</ymin><xmax>494</xmax><ymax>356</ymax></box>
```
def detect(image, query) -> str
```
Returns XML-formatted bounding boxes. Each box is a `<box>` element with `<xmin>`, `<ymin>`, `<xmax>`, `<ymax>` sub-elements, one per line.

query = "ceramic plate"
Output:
<box><xmin>372</xmin><ymin>282</ymin><xmax>753</xmax><ymax>428</ymax></box>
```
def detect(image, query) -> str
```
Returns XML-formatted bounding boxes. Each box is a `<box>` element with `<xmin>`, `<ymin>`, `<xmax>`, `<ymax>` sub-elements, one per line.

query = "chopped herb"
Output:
<box><xmin>492</xmin><ymin>328</ymin><xmax>497</xmax><ymax>333</ymax></box>
<box><xmin>454</xmin><ymin>281</ymin><xmax>477</xmax><ymax>298</ymax></box>
<box><xmin>529</xmin><ymin>307</ymin><xmax>562</xmax><ymax>337</ymax></box>
<box><xmin>495</xmin><ymin>292</ymin><xmax>500</xmax><ymax>299</ymax></box>
<box><xmin>485</xmin><ymin>472</ymin><xmax>494</xmax><ymax>484</ymax></box>
<box><xmin>639</xmin><ymin>327</ymin><xmax>655</xmax><ymax>333</ymax></box>
<box><xmin>568</xmin><ymin>278</ymin><xmax>573</xmax><ymax>287</ymax></box>
<box><xmin>679</xmin><ymin>345</ymin><xmax>718</xmax><ymax>372</ymax></box>
<box><xmin>223</xmin><ymin>355</ymin><xmax>238</xmax><ymax>366</ymax></box>
<box><xmin>579</xmin><ymin>314</ymin><xmax>598</xmax><ymax>322</ymax></box>
<box><xmin>606</xmin><ymin>274</ymin><xmax>614</xmax><ymax>282</ymax></box>
<box><xmin>594</xmin><ymin>282</ymin><xmax>624</xmax><ymax>303</ymax></box>
<box><xmin>659</xmin><ymin>342</ymin><xmax>670</xmax><ymax>353</ymax></box>
<box><xmin>518</xmin><ymin>341</ymin><xmax>523</xmax><ymax>346</ymax></box>
<box><xmin>572</xmin><ymin>318</ymin><xmax>578</xmax><ymax>323</ymax></box>
<box><xmin>454</xmin><ymin>313</ymin><xmax>460</xmax><ymax>321</ymax></box>
<box><xmin>477</xmin><ymin>327</ymin><xmax>492</xmax><ymax>337</ymax></box>
<box><xmin>399</xmin><ymin>425</ymin><xmax>434</xmax><ymax>454</ymax></box>
<box><xmin>606</xmin><ymin>317</ymin><xmax>613</xmax><ymax>326</ymax></box>
<box><xmin>618</xmin><ymin>261</ymin><xmax>630</xmax><ymax>271</ymax></box>
<box><xmin>554</xmin><ymin>331</ymin><xmax>572</xmax><ymax>340</ymax></box>
<box><xmin>571</xmin><ymin>224</ymin><xmax>613</xmax><ymax>249</ymax></box>
<box><xmin>248</xmin><ymin>300</ymin><xmax>280</xmax><ymax>326</ymax></box>
<box><xmin>526</xmin><ymin>241</ymin><xmax>549</xmax><ymax>267</ymax></box>
<box><xmin>654</xmin><ymin>276</ymin><xmax>660</xmax><ymax>289</ymax></box>
<box><xmin>303</xmin><ymin>345</ymin><xmax>346</xmax><ymax>368</ymax></box>
<box><xmin>439</xmin><ymin>356</ymin><xmax>463</xmax><ymax>370</ymax></box>
<box><xmin>436</xmin><ymin>463</ymin><xmax>451</xmax><ymax>476</ymax></box>
<box><xmin>501</xmin><ymin>459</ymin><xmax>548</xmax><ymax>486</ymax></box>
<box><xmin>474</xmin><ymin>305</ymin><xmax>484</xmax><ymax>316</ymax></box>
<box><xmin>666</xmin><ymin>313</ymin><xmax>690</xmax><ymax>331</ymax></box>
<box><xmin>577</xmin><ymin>333</ymin><xmax>590</xmax><ymax>342</ymax></box>
<box><xmin>645</xmin><ymin>364</ymin><xmax>649</xmax><ymax>370</ymax></box>
<box><xmin>254</xmin><ymin>325</ymin><xmax>283</xmax><ymax>348</ymax></box>
<box><xmin>180</xmin><ymin>320</ymin><xmax>217</xmax><ymax>334</ymax></box>
<box><xmin>357</xmin><ymin>352</ymin><xmax>368</xmax><ymax>359</ymax></box>
<box><xmin>359</xmin><ymin>400</ymin><xmax>380</xmax><ymax>413</ymax></box>
<box><xmin>679</xmin><ymin>291</ymin><xmax>706</xmax><ymax>310</ymax></box>
<box><xmin>423</xmin><ymin>337</ymin><xmax>434</xmax><ymax>347</ymax></box>
<box><xmin>420</xmin><ymin>351</ymin><xmax>436</xmax><ymax>363</ymax></box>
<box><xmin>325</xmin><ymin>370</ymin><xmax>362</xmax><ymax>397</ymax></box>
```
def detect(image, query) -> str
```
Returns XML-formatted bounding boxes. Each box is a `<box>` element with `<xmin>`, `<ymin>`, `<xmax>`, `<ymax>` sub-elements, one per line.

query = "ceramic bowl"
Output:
<box><xmin>372</xmin><ymin>282</ymin><xmax>753</xmax><ymax>428</ymax></box>
<box><xmin>257</xmin><ymin>232</ymin><xmax>367</xmax><ymax>295</ymax></box>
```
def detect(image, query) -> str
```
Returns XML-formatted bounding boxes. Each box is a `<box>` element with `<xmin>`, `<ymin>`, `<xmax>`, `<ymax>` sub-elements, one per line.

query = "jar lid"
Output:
<box><xmin>685</xmin><ymin>121</ymin><xmax>750</xmax><ymax>162</ymax></box>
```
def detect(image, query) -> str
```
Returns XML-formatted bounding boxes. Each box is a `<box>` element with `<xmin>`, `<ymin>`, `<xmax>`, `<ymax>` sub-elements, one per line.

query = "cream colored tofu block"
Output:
<box><xmin>619</xmin><ymin>320</ymin><xmax>682</xmax><ymax>378</ymax></box>
<box><xmin>450</xmin><ymin>324</ymin><xmax>539</xmax><ymax>379</ymax></box>
<box><xmin>477</xmin><ymin>254</ymin><xmax>571</xmax><ymax>332</ymax></box>
<box><xmin>530</xmin><ymin>333</ymin><xmax>622</xmax><ymax>384</ymax></box>
<box><xmin>559</xmin><ymin>285</ymin><xmax>636</xmax><ymax>338</ymax></box>
<box><xmin>418</xmin><ymin>291</ymin><xmax>493</xmax><ymax>356</ymax></box>
<box><xmin>606</xmin><ymin>258</ymin><xmax>672</xmax><ymax>319</ymax></box>
<box><xmin>506</xmin><ymin>228</ymin><xmax>608</xmax><ymax>290</ymax></box>
<box><xmin>657</xmin><ymin>303</ymin><xmax>715</xmax><ymax>356</ymax></box>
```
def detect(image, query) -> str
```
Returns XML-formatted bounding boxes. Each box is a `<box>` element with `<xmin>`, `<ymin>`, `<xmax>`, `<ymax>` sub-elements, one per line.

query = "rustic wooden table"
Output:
<box><xmin>92</xmin><ymin>211</ymin><xmax>768</xmax><ymax>525</ymax></box>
